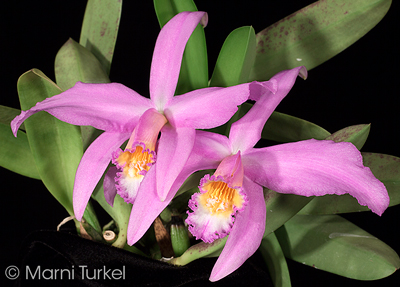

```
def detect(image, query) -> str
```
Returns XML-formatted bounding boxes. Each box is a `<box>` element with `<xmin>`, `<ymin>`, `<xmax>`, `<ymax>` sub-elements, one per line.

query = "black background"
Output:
<box><xmin>1</xmin><ymin>0</ymin><xmax>399</xmax><ymax>286</ymax></box>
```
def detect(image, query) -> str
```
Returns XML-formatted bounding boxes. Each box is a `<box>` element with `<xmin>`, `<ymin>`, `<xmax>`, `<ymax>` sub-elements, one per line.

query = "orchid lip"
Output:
<box><xmin>186</xmin><ymin>161</ymin><xmax>247</xmax><ymax>244</ymax></box>
<box><xmin>112</xmin><ymin>142</ymin><xmax>156</xmax><ymax>204</ymax></box>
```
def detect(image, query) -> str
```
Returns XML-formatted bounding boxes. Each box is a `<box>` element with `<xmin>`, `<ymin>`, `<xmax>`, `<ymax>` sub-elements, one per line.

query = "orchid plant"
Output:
<box><xmin>2</xmin><ymin>0</ymin><xmax>399</xmax><ymax>286</ymax></box>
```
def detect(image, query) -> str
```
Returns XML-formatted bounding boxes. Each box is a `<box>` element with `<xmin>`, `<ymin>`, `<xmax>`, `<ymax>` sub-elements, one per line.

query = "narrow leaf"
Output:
<box><xmin>259</xmin><ymin>233</ymin><xmax>292</xmax><ymax>287</ymax></box>
<box><xmin>154</xmin><ymin>0</ymin><xmax>208</xmax><ymax>94</ymax></box>
<box><xmin>249</xmin><ymin>0</ymin><xmax>392</xmax><ymax>81</ymax></box>
<box><xmin>276</xmin><ymin>214</ymin><xmax>400</xmax><ymax>280</ymax></box>
<box><xmin>209</xmin><ymin>26</ymin><xmax>256</xmax><ymax>87</ymax></box>
<box><xmin>299</xmin><ymin>152</ymin><xmax>400</xmax><ymax>214</ymax></box>
<box><xmin>79</xmin><ymin>0</ymin><xmax>122</xmax><ymax>75</ymax></box>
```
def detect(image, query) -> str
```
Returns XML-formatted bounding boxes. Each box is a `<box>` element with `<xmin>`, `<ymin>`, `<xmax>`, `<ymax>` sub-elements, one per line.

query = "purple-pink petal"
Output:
<box><xmin>229</xmin><ymin>66</ymin><xmax>307</xmax><ymax>153</ymax></box>
<box><xmin>189</xmin><ymin>131</ymin><xmax>232</xmax><ymax>167</ymax></box>
<box><xmin>127</xmin><ymin>167</ymin><xmax>174</xmax><ymax>245</ymax></box>
<box><xmin>209</xmin><ymin>176</ymin><xmax>265</xmax><ymax>282</ymax></box>
<box><xmin>164</xmin><ymin>82</ymin><xmax>259</xmax><ymax>129</ymax></box>
<box><xmin>11</xmin><ymin>82</ymin><xmax>153</xmax><ymax>135</ymax></box>
<box><xmin>73</xmin><ymin>131</ymin><xmax>130</xmax><ymax>221</ymax></box>
<box><xmin>103</xmin><ymin>166</ymin><xmax>118</xmax><ymax>207</ymax></box>
<box><xmin>155</xmin><ymin>125</ymin><xmax>196</xmax><ymax>201</ymax></box>
<box><xmin>242</xmin><ymin>139</ymin><xmax>389</xmax><ymax>216</ymax></box>
<box><xmin>126</xmin><ymin>131</ymin><xmax>228</xmax><ymax>246</ymax></box>
<box><xmin>149</xmin><ymin>11</ymin><xmax>207</xmax><ymax>109</ymax></box>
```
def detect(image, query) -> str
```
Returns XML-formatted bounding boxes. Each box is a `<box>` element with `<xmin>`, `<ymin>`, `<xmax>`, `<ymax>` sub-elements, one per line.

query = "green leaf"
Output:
<box><xmin>249</xmin><ymin>0</ymin><xmax>392</xmax><ymax>81</ymax></box>
<box><xmin>0</xmin><ymin>105</ymin><xmax>39</xmax><ymax>178</ymax></box>
<box><xmin>79</xmin><ymin>0</ymin><xmax>122</xmax><ymax>75</ymax></box>
<box><xmin>55</xmin><ymin>38</ymin><xmax>110</xmax><ymax>91</ymax></box>
<box><xmin>298</xmin><ymin>152</ymin><xmax>400</xmax><ymax>215</ymax></box>
<box><xmin>0</xmin><ymin>105</ymin><xmax>25</xmax><ymax>131</ymax></box>
<box><xmin>209</xmin><ymin>26</ymin><xmax>256</xmax><ymax>87</ymax></box>
<box><xmin>0</xmin><ymin>124</ymin><xmax>40</xmax><ymax>179</ymax></box>
<box><xmin>263</xmin><ymin>188</ymin><xmax>313</xmax><ymax>238</ymax></box>
<box><xmin>262</xmin><ymin>111</ymin><xmax>330</xmax><ymax>142</ymax></box>
<box><xmin>239</xmin><ymin>103</ymin><xmax>330</xmax><ymax>142</ymax></box>
<box><xmin>17</xmin><ymin>69</ymin><xmax>83</xmax><ymax>216</ymax></box>
<box><xmin>238</xmin><ymin>103</ymin><xmax>330</xmax><ymax>142</ymax></box>
<box><xmin>154</xmin><ymin>0</ymin><xmax>208</xmax><ymax>94</ymax></box>
<box><xmin>363</xmin><ymin>153</ymin><xmax>400</xmax><ymax>207</ymax></box>
<box><xmin>275</xmin><ymin>214</ymin><xmax>400</xmax><ymax>280</ymax></box>
<box><xmin>325</xmin><ymin>124</ymin><xmax>370</xmax><ymax>150</ymax></box>
<box><xmin>259</xmin><ymin>233</ymin><xmax>292</xmax><ymax>287</ymax></box>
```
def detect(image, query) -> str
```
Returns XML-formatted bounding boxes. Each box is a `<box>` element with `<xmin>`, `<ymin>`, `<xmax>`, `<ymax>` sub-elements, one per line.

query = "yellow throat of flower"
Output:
<box><xmin>116</xmin><ymin>145</ymin><xmax>154</xmax><ymax>179</ymax></box>
<box><xmin>199</xmin><ymin>180</ymin><xmax>244</xmax><ymax>217</ymax></box>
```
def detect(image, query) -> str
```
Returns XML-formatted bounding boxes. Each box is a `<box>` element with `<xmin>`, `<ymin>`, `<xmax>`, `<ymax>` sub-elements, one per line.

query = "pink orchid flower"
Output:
<box><xmin>11</xmin><ymin>11</ymin><xmax>269</xmax><ymax>220</ymax></box>
<box><xmin>126</xmin><ymin>66</ymin><xmax>389</xmax><ymax>281</ymax></box>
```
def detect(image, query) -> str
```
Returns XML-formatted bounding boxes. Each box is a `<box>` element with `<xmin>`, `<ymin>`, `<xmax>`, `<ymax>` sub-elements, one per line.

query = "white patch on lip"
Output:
<box><xmin>116</xmin><ymin>173</ymin><xmax>143</xmax><ymax>203</ymax></box>
<box><xmin>186</xmin><ymin>193</ymin><xmax>234</xmax><ymax>243</ymax></box>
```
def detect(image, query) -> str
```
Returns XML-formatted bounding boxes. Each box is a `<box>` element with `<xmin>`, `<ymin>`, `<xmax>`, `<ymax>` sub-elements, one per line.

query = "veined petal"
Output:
<box><xmin>156</xmin><ymin>125</ymin><xmax>196</xmax><ymax>201</ymax></box>
<box><xmin>164</xmin><ymin>82</ymin><xmax>259</xmax><ymax>129</ymax></box>
<box><xmin>73</xmin><ymin>131</ymin><xmax>130</xmax><ymax>221</ymax></box>
<box><xmin>230</xmin><ymin>66</ymin><xmax>307</xmax><ymax>153</ymax></box>
<box><xmin>127</xmin><ymin>167</ymin><xmax>173</xmax><ymax>245</ymax></box>
<box><xmin>209</xmin><ymin>176</ymin><xmax>266</xmax><ymax>282</ymax></box>
<box><xmin>242</xmin><ymin>139</ymin><xmax>389</xmax><ymax>216</ymax></box>
<box><xmin>11</xmin><ymin>82</ymin><xmax>153</xmax><ymax>135</ymax></box>
<box><xmin>150</xmin><ymin>11</ymin><xmax>208</xmax><ymax>110</ymax></box>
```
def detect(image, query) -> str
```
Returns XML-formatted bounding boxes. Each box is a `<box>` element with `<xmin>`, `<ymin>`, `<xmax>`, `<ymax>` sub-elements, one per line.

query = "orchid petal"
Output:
<box><xmin>126</xmin><ymin>131</ymin><xmax>229</xmax><ymax>245</ymax></box>
<box><xmin>230</xmin><ymin>66</ymin><xmax>307</xmax><ymax>153</ymax></box>
<box><xmin>190</xmin><ymin>131</ymin><xmax>232</xmax><ymax>164</ymax></box>
<box><xmin>150</xmin><ymin>11</ymin><xmax>207</xmax><ymax>109</ymax></box>
<box><xmin>171</xmin><ymin>131</ymin><xmax>231</xmax><ymax>186</ymax></box>
<box><xmin>126</xmin><ymin>108</ymin><xmax>167</xmax><ymax>150</ymax></box>
<box><xmin>156</xmin><ymin>125</ymin><xmax>196</xmax><ymax>201</ymax></box>
<box><xmin>164</xmin><ymin>82</ymin><xmax>258</xmax><ymax>129</ymax></box>
<box><xmin>11</xmin><ymin>82</ymin><xmax>153</xmax><ymax>135</ymax></box>
<box><xmin>73</xmin><ymin>131</ymin><xmax>130</xmax><ymax>221</ymax></box>
<box><xmin>103</xmin><ymin>166</ymin><xmax>118</xmax><ymax>207</ymax></box>
<box><xmin>242</xmin><ymin>139</ymin><xmax>389</xmax><ymax>216</ymax></box>
<box><xmin>210</xmin><ymin>176</ymin><xmax>265</xmax><ymax>281</ymax></box>
<box><xmin>127</xmin><ymin>167</ymin><xmax>173</xmax><ymax>245</ymax></box>
<box><xmin>164</xmin><ymin>130</ymin><xmax>231</xmax><ymax>200</ymax></box>
<box><xmin>214</xmin><ymin>152</ymin><xmax>244</xmax><ymax>188</ymax></box>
